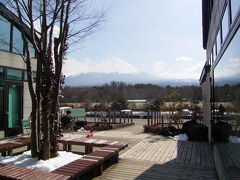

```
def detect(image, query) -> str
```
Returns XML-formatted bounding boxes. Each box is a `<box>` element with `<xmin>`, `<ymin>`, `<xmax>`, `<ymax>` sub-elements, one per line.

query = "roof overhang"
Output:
<box><xmin>202</xmin><ymin>0</ymin><xmax>210</xmax><ymax>49</ymax></box>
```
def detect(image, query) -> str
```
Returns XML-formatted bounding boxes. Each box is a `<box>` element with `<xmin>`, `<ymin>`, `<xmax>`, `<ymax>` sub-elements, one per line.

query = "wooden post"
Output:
<box><xmin>162</xmin><ymin>115</ymin><xmax>164</xmax><ymax>127</ymax></box>
<box><xmin>120</xmin><ymin>112</ymin><xmax>122</xmax><ymax>124</ymax></box>
<box><xmin>147</xmin><ymin>111</ymin><xmax>150</xmax><ymax>126</ymax></box>
<box><xmin>131</xmin><ymin>111</ymin><xmax>133</xmax><ymax>123</ymax></box>
<box><xmin>154</xmin><ymin>111</ymin><xmax>157</xmax><ymax>125</ymax></box>
<box><xmin>156</xmin><ymin>112</ymin><xmax>158</xmax><ymax>125</ymax></box>
<box><xmin>151</xmin><ymin>111</ymin><xmax>153</xmax><ymax>125</ymax></box>
<box><xmin>109</xmin><ymin>111</ymin><xmax>111</xmax><ymax>124</ymax></box>
<box><xmin>94</xmin><ymin>111</ymin><xmax>96</xmax><ymax>123</ymax></box>
<box><xmin>85</xmin><ymin>146</ymin><xmax>93</xmax><ymax>154</ymax></box>
<box><xmin>114</xmin><ymin>111</ymin><xmax>116</xmax><ymax>124</ymax></box>
<box><xmin>63</xmin><ymin>143</ymin><xmax>68</xmax><ymax>151</ymax></box>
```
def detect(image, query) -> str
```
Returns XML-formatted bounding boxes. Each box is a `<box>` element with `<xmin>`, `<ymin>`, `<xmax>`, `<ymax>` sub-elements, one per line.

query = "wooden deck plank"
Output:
<box><xmin>93</xmin><ymin>159</ymin><xmax>218</xmax><ymax>180</ymax></box>
<box><xmin>200</xmin><ymin>142</ymin><xmax>206</xmax><ymax>166</ymax></box>
<box><xmin>141</xmin><ymin>140</ymin><xmax>163</xmax><ymax>161</ymax></box>
<box><xmin>185</xmin><ymin>141</ymin><xmax>192</xmax><ymax>164</ymax></box>
<box><xmin>180</xmin><ymin>141</ymin><xmax>189</xmax><ymax>164</ymax></box>
<box><xmin>149</xmin><ymin>141</ymin><xmax>166</xmax><ymax>162</ymax></box>
<box><xmin>164</xmin><ymin>141</ymin><xmax>176</xmax><ymax>163</ymax></box>
<box><xmin>195</xmin><ymin>142</ymin><xmax>201</xmax><ymax>165</ymax></box>
<box><xmin>154</xmin><ymin>140</ymin><xmax>169</xmax><ymax>162</ymax></box>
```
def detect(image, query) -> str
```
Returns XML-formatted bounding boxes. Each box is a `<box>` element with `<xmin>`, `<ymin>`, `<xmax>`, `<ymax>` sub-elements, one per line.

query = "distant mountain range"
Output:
<box><xmin>65</xmin><ymin>72</ymin><xmax>199</xmax><ymax>87</ymax></box>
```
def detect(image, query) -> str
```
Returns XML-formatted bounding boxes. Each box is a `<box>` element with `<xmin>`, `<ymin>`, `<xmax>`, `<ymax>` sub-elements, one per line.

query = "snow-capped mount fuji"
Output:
<box><xmin>63</xmin><ymin>57</ymin><xmax>199</xmax><ymax>87</ymax></box>
<box><xmin>64</xmin><ymin>71</ymin><xmax>160</xmax><ymax>86</ymax></box>
<box><xmin>64</xmin><ymin>72</ymin><xmax>198</xmax><ymax>87</ymax></box>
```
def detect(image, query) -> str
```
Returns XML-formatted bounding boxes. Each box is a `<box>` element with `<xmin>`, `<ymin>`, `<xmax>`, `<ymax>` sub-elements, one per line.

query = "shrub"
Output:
<box><xmin>212</xmin><ymin>121</ymin><xmax>232</xmax><ymax>142</ymax></box>
<box><xmin>143</xmin><ymin>125</ymin><xmax>161</xmax><ymax>134</ymax></box>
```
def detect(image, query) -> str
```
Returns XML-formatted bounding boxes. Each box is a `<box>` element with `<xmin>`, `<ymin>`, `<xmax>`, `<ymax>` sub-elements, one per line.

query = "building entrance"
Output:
<box><xmin>5</xmin><ymin>83</ymin><xmax>23</xmax><ymax>137</ymax></box>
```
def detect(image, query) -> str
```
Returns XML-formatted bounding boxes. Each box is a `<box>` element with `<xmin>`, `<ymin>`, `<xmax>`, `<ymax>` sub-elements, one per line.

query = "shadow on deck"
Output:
<box><xmin>94</xmin><ymin>139</ymin><xmax>218</xmax><ymax>180</ymax></box>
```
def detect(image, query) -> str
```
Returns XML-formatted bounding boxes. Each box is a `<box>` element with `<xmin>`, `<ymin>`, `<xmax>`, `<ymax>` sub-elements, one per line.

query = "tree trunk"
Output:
<box><xmin>41</xmin><ymin>111</ymin><xmax>50</xmax><ymax>160</ymax></box>
<box><xmin>31</xmin><ymin>103</ymin><xmax>39</xmax><ymax>157</ymax></box>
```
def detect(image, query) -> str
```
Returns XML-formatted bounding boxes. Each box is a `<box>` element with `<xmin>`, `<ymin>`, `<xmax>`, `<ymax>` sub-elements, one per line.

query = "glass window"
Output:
<box><xmin>33</xmin><ymin>72</ymin><xmax>36</xmax><ymax>83</ymax></box>
<box><xmin>8</xmin><ymin>84</ymin><xmax>21</xmax><ymax>128</ymax></box>
<box><xmin>23</xmin><ymin>71</ymin><xmax>36</xmax><ymax>82</ymax></box>
<box><xmin>0</xmin><ymin>67</ymin><xmax>3</xmax><ymax>79</ymax></box>
<box><xmin>0</xmin><ymin>84</ymin><xmax>4</xmax><ymax>130</ymax></box>
<box><xmin>213</xmin><ymin>43</ymin><xmax>216</xmax><ymax>62</ymax></box>
<box><xmin>6</xmin><ymin>68</ymin><xmax>23</xmax><ymax>80</ymax></box>
<box><xmin>29</xmin><ymin>42</ymin><xmax>35</xmax><ymax>57</ymax></box>
<box><xmin>231</xmin><ymin>0</ymin><xmax>240</xmax><ymax>21</ymax></box>
<box><xmin>213</xmin><ymin>27</ymin><xmax>240</xmax><ymax>177</ymax></box>
<box><xmin>12</xmin><ymin>26</ymin><xmax>24</xmax><ymax>54</ymax></box>
<box><xmin>222</xmin><ymin>5</ymin><xmax>229</xmax><ymax>41</ymax></box>
<box><xmin>216</xmin><ymin>30</ymin><xmax>221</xmax><ymax>54</ymax></box>
<box><xmin>208</xmin><ymin>52</ymin><xmax>212</xmax><ymax>66</ymax></box>
<box><xmin>0</xmin><ymin>15</ymin><xmax>11</xmax><ymax>51</ymax></box>
<box><xmin>23</xmin><ymin>71</ymin><xmax>28</xmax><ymax>81</ymax></box>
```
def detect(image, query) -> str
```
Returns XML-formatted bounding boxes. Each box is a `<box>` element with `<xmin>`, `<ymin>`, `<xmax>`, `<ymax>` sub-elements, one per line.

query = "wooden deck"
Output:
<box><xmin>94</xmin><ymin>159</ymin><xmax>217</xmax><ymax>180</ymax></box>
<box><xmin>120</xmin><ymin>140</ymin><xmax>214</xmax><ymax>166</ymax></box>
<box><xmin>93</xmin><ymin>120</ymin><xmax>217</xmax><ymax>180</ymax></box>
<box><xmin>217</xmin><ymin>143</ymin><xmax>240</xmax><ymax>180</ymax></box>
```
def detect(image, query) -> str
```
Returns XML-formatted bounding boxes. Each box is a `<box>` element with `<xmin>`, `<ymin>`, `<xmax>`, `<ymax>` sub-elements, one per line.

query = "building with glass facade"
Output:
<box><xmin>0</xmin><ymin>3</ymin><xmax>36</xmax><ymax>138</ymax></box>
<box><xmin>200</xmin><ymin>0</ymin><xmax>240</xmax><ymax>179</ymax></box>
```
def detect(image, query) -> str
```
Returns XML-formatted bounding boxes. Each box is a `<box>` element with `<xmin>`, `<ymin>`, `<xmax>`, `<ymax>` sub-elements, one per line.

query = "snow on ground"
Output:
<box><xmin>170</xmin><ymin>134</ymin><xmax>188</xmax><ymax>141</ymax></box>
<box><xmin>0</xmin><ymin>151</ymin><xmax>83</xmax><ymax>172</ymax></box>
<box><xmin>229</xmin><ymin>136</ymin><xmax>240</xmax><ymax>143</ymax></box>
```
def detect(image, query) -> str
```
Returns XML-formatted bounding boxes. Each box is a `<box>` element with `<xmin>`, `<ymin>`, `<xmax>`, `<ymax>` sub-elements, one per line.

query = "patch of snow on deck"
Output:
<box><xmin>229</xmin><ymin>136</ymin><xmax>240</xmax><ymax>143</ymax></box>
<box><xmin>0</xmin><ymin>151</ymin><xmax>82</xmax><ymax>172</ymax></box>
<box><xmin>171</xmin><ymin>133</ymin><xmax>188</xmax><ymax>141</ymax></box>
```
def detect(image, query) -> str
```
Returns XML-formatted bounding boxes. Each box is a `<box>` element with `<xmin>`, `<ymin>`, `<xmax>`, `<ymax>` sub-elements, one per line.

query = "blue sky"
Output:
<box><xmin>63</xmin><ymin>0</ymin><xmax>205</xmax><ymax>79</ymax></box>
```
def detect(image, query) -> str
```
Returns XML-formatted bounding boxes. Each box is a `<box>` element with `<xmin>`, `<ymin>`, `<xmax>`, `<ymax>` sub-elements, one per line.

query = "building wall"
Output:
<box><xmin>206</xmin><ymin>0</ymin><xmax>226</xmax><ymax>58</ymax></box>
<box><xmin>0</xmin><ymin>50</ymin><xmax>37</xmax><ymax>119</ymax></box>
<box><xmin>201</xmin><ymin>73</ymin><xmax>211</xmax><ymax>142</ymax></box>
<box><xmin>201</xmin><ymin>0</ymin><xmax>240</xmax><ymax>179</ymax></box>
<box><xmin>0</xmin><ymin>50</ymin><xmax>37</xmax><ymax>138</ymax></box>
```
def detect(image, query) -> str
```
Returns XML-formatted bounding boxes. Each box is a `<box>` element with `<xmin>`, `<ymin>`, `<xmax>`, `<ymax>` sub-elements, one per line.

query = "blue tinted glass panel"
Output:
<box><xmin>0</xmin><ymin>67</ymin><xmax>3</xmax><ymax>79</ymax></box>
<box><xmin>7</xmin><ymin>68</ymin><xmax>22</xmax><ymax>80</ymax></box>
<box><xmin>33</xmin><ymin>72</ymin><xmax>36</xmax><ymax>82</ymax></box>
<box><xmin>29</xmin><ymin>42</ymin><xmax>35</xmax><ymax>57</ymax></box>
<box><xmin>12</xmin><ymin>26</ymin><xmax>23</xmax><ymax>54</ymax></box>
<box><xmin>217</xmin><ymin>30</ymin><xmax>221</xmax><ymax>54</ymax></box>
<box><xmin>213</xmin><ymin>27</ymin><xmax>240</xmax><ymax>177</ymax></box>
<box><xmin>0</xmin><ymin>85</ymin><xmax>3</xmax><ymax>130</ymax></box>
<box><xmin>23</xmin><ymin>71</ymin><xmax>27</xmax><ymax>81</ymax></box>
<box><xmin>222</xmin><ymin>5</ymin><xmax>229</xmax><ymax>41</ymax></box>
<box><xmin>213</xmin><ymin>44</ymin><xmax>216</xmax><ymax>62</ymax></box>
<box><xmin>231</xmin><ymin>0</ymin><xmax>240</xmax><ymax>21</ymax></box>
<box><xmin>0</xmin><ymin>15</ymin><xmax>11</xmax><ymax>51</ymax></box>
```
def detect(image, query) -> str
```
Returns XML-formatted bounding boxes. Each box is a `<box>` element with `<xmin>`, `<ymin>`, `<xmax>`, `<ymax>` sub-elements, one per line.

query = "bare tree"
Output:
<box><xmin>2</xmin><ymin>0</ymin><xmax>105</xmax><ymax>160</ymax></box>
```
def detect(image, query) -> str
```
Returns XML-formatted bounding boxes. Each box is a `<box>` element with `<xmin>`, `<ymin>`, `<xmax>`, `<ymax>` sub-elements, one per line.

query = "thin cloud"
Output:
<box><xmin>154</xmin><ymin>60</ymin><xmax>204</xmax><ymax>79</ymax></box>
<box><xmin>176</xmin><ymin>56</ymin><xmax>192</xmax><ymax>62</ymax></box>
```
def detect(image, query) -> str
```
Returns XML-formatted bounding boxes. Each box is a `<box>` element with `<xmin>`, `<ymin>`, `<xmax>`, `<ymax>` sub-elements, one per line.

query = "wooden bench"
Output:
<box><xmin>57</xmin><ymin>137</ymin><xmax>128</xmax><ymax>154</ymax></box>
<box><xmin>0</xmin><ymin>138</ymin><xmax>127</xmax><ymax>180</ymax></box>
<box><xmin>52</xmin><ymin>144</ymin><xmax>123</xmax><ymax>179</ymax></box>
<box><xmin>0</xmin><ymin>163</ymin><xmax>71</xmax><ymax>180</ymax></box>
<box><xmin>52</xmin><ymin>157</ymin><xmax>102</xmax><ymax>179</ymax></box>
<box><xmin>0</xmin><ymin>138</ymin><xmax>31</xmax><ymax>156</ymax></box>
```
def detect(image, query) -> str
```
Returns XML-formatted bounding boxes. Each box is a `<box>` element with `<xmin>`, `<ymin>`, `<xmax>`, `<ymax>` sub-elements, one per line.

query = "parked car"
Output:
<box><xmin>182</xmin><ymin>109</ymin><xmax>193</xmax><ymax>119</ymax></box>
<box><xmin>59</xmin><ymin>107</ymin><xmax>72</xmax><ymax>115</ymax></box>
